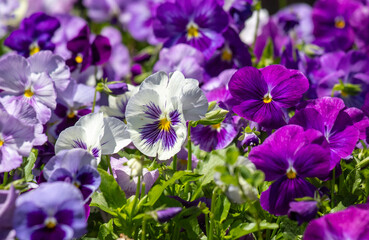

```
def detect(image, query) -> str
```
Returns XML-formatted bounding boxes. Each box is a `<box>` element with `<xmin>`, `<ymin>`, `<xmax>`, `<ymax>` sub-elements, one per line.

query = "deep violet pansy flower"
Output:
<box><xmin>249</xmin><ymin>125</ymin><xmax>331</xmax><ymax>215</ymax></box>
<box><xmin>205</xmin><ymin>27</ymin><xmax>252</xmax><ymax>77</ymax></box>
<box><xmin>156</xmin><ymin>207</ymin><xmax>182</xmax><ymax>223</ymax></box>
<box><xmin>229</xmin><ymin>65</ymin><xmax>309</xmax><ymax>129</ymax></box>
<box><xmin>66</xmin><ymin>25</ymin><xmax>112</xmax><ymax>72</ymax></box>
<box><xmin>304</xmin><ymin>205</ymin><xmax>369</xmax><ymax>240</ymax></box>
<box><xmin>314</xmin><ymin>50</ymin><xmax>369</xmax><ymax>109</ymax></box>
<box><xmin>153</xmin><ymin>0</ymin><xmax>229</xmax><ymax>59</ymax></box>
<box><xmin>43</xmin><ymin>149</ymin><xmax>101</xmax><ymax>201</ymax></box>
<box><xmin>13</xmin><ymin>182</ymin><xmax>86</xmax><ymax>240</ymax></box>
<box><xmin>290</xmin><ymin>97</ymin><xmax>360</xmax><ymax>169</ymax></box>
<box><xmin>312</xmin><ymin>0</ymin><xmax>361</xmax><ymax>52</ymax></box>
<box><xmin>126</xmin><ymin>71</ymin><xmax>208</xmax><ymax>160</ymax></box>
<box><xmin>288</xmin><ymin>201</ymin><xmax>318</xmax><ymax>225</ymax></box>
<box><xmin>4</xmin><ymin>12</ymin><xmax>60</xmax><ymax>57</ymax></box>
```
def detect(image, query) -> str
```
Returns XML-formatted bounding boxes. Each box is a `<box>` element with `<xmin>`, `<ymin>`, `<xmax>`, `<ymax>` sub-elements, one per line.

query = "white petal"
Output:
<box><xmin>101</xmin><ymin>117</ymin><xmax>131</xmax><ymax>154</ymax></box>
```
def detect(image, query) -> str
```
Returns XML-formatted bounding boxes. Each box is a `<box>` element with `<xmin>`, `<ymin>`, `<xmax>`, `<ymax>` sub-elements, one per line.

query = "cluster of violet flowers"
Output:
<box><xmin>0</xmin><ymin>0</ymin><xmax>369</xmax><ymax>239</ymax></box>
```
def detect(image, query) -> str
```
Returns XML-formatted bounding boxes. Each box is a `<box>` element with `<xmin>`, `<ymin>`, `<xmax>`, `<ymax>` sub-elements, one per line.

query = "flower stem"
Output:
<box><xmin>209</xmin><ymin>187</ymin><xmax>219</xmax><ymax>240</ymax></box>
<box><xmin>130</xmin><ymin>175</ymin><xmax>141</xmax><ymax>224</ymax></box>
<box><xmin>271</xmin><ymin>217</ymin><xmax>281</xmax><ymax>237</ymax></box>
<box><xmin>187</xmin><ymin>123</ymin><xmax>192</xmax><ymax>171</ymax></box>
<box><xmin>173</xmin><ymin>154</ymin><xmax>177</xmax><ymax>171</ymax></box>
<box><xmin>91</xmin><ymin>86</ymin><xmax>98</xmax><ymax>113</ymax></box>
<box><xmin>2</xmin><ymin>172</ymin><xmax>8</xmax><ymax>186</ymax></box>
<box><xmin>142</xmin><ymin>216</ymin><xmax>147</xmax><ymax>240</ymax></box>
<box><xmin>107</xmin><ymin>155</ymin><xmax>113</xmax><ymax>175</ymax></box>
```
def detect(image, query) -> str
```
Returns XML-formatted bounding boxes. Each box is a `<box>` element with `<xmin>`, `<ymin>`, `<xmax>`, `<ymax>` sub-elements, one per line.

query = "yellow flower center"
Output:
<box><xmin>24</xmin><ymin>89</ymin><xmax>34</xmax><ymax>98</ymax></box>
<box><xmin>211</xmin><ymin>123</ymin><xmax>221</xmax><ymax>130</ymax></box>
<box><xmin>44</xmin><ymin>217</ymin><xmax>57</xmax><ymax>229</ymax></box>
<box><xmin>187</xmin><ymin>23</ymin><xmax>199</xmax><ymax>39</ymax></box>
<box><xmin>67</xmin><ymin>110</ymin><xmax>75</xmax><ymax>118</ymax></box>
<box><xmin>75</xmin><ymin>54</ymin><xmax>83</xmax><ymax>64</ymax></box>
<box><xmin>221</xmin><ymin>48</ymin><xmax>232</xmax><ymax>62</ymax></box>
<box><xmin>263</xmin><ymin>93</ymin><xmax>272</xmax><ymax>103</ymax></box>
<box><xmin>286</xmin><ymin>169</ymin><xmax>297</xmax><ymax>179</ymax></box>
<box><xmin>158</xmin><ymin>118</ymin><xmax>171</xmax><ymax>132</ymax></box>
<box><xmin>0</xmin><ymin>139</ymin><xmax>4</xmax><ymax>147</ymax></box>
<box><xmin>335</xmin><ymin>17</ymin><xmax>345</xmax><ymax>29</ymax></box>
<box><xmin>29</xmin><ymin>45</ymin><xmax>40</xmax><ymax>56</ymax></box>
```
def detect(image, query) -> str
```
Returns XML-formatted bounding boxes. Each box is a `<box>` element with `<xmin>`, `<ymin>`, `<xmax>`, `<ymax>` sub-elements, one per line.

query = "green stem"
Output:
<box><xmin>208</xmin><ymin>187</ymin><xmax>219</xmax><ymax>240</ymax></box>
<box><xmin>271</xmin><ymin>217</ymin><xmax>281</xmax><ymax>238</ymax></box>
<box><xmin>130</xmin><ymin>175</ymin><xmax>141</xmax><ymax>223</ymax></box>
<box><xmin>2</xmin><ymin>172</ymin><xmax>8</xmax><ymax>186</ymax></box>
<box><xmin>107</xmin><ymin>155</ymin><xmax>113</xmax><ymax>175</ymax></box>
<box><xmin>187</xmin><ymin>123</ymin><xmax>192</xmax><ymax>171</ymax></box>
<box><xmin>331</xmin><ymin>168</ymin><xmax>335</xmax><ymax>208</ymax></box>
<box><xmin>91</xmin><ymin>87</ymin><xmax>98</xmax><ymax>113</ymax></box>
<box><xmin>173</xmin><ymin>154</ymin><xmax>177</xmax><ymax>171</ymax></box>
<box><xmin>142</xmin><ymin>216</ymin><xmax>147</xmax><ymax>240</ymax></box>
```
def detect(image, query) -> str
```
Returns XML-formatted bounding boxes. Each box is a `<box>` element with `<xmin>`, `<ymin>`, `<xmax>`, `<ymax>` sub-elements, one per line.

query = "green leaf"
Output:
<box><xmin>145</xmin><ymin>171</ymin><xmax>188</xmax><ymax>206</ymax></box>
<box><xmin>225</xmin><ymin>146</ymin><xmax>239</xmax><ymax>165</ymax></box>
<box><xmin>24</xmin><ymin>149</ymin><xmax>38</xmax><ymax>182</ymax></box>
<box><xmin>98</xmin><ymin>219</ymin><xmax>118</xmax><ymax>240</ymax></box>
<box><xmin>90</xmin><ymin>168</ymin><xmax>126</xmax><ymax>214</ymax></box>
<box><xmin>230</xmin><ymin>220</ymin><xmax>279</xmax><ymax>238</ymax></box>
<box><xmin>331</xmin><ymin>201</ymin><xmax>346</xmax><ymax>213</ymax></box>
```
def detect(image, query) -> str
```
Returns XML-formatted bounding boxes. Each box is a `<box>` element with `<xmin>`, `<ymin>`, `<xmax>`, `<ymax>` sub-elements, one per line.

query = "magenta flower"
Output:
<box><xmin>229</xmin><ymin>65</ymin><xmax>309</xmax><ymax>129</ymax></box>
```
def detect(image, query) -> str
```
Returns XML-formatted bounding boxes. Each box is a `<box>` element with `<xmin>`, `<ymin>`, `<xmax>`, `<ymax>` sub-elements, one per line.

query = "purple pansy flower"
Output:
<box><xmin>66</xmin><ymin>25</ymin><xmax>112</xmax><ymax>73</ymax></box>
<box><xmin>314</xmin><ymin>50</ymin><xmax>369</xmax><ymax>108</ymax></box>
<box><xmin>312</xmin><ymin>0</ymin><xmax>361</xmax><ymax>51</ymax></box>
<box><xmin>167</xmin><ymin>147</ymin><xmax>199</xmax><ymax>171</ymax></box>
<box><xmin>290</xmin><ymin>97</ymin><xmax>360</xmax><ymax>169</ymax></box>
<box><xmin>224</xmin><ymin>0</ymin><xmax>253</xmax><ymax>31</ymax></box>
<box><xmin>43</xmin><ymin>149</ymin><xmax>100</xmax><ymax>201</ymax></box>
<box><xmin>249</xmin><ymin>125</ymin><xmax>331</xmax><ymax>215</ymax></box>
<box><xmin>288</xmin><ymin>201</ymin><xmax>318</xmax><ymax>225</ymax></box>
<box><xmin>51</xmin><ymin>80</ymin><xmax>95</xmax><ymax>137</ymax></box>
<box><xmin>111</xmin><ymin>157</ymin><xmax>159</xmax><ymax>198</ymax></box>
<box><xmin>0</xmin><ymin>185</ymin><xmax>18</xmax><ymax>239</ymax></box>
<box><xmin>304</xmin><ymin>205</ymin><xmax>369</xmax><ymax>239</ymax></box>
<box><xmin>13</xmin><ymin>182</ymin><xmax>86</xmax><ymax>240</ymax></box>
<box><xmin>156</xmin><ymin>207</ymin><xmax>182</xmax><ymax>223</ymax></box>
<box><xmin>205</xmin><ymin>27</ymin><xmax>252</xmax><ymax>77</ymax></box>
<box><xmin>154</xmin><ymin>44</ymin><xmax>205</xmax><ymax>82</ymax></box>
<box><xmin>0</xmin><ymin>54</ymin><xmax>57</xmax><ymax>124</ymax></box>
<box><xmin>0</xmin><ymin>0</ymin><xmax>20</xmax><ymax>39</ymax></box>
<box><xmin>153</xmin><ymin>0</ymin><xmax>229</xmax><ymax>58</ymax></box>
<box><xmin>350</xmin><ymin>6</ymin><xmax>369</xmax><ymax>53</ymax></box>
<box><xmin>0</xmin><ymin>110</ymin><xmax>35</xmax><ymax>173</ymax></box>
<box><xmin>229</xmin><ymin>65</ymin><xmax>309</xmax><ymax>129</ymax></box>
<box><xmin>4</xmin><ymin>12</ymin><xmax>60</xmax><ymax>57</ymax></box>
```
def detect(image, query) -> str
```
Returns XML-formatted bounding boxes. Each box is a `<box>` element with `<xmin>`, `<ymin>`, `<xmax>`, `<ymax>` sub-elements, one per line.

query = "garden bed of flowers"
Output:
<box><xmin>1</xmin><ymin>0</ymin><xmax>369</xmax><ymax>239</ymax></box>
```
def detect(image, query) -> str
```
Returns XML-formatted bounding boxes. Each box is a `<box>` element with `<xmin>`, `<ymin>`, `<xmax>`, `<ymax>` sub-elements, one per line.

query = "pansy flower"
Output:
<box><xmin>304</xmin><ymin>205</ymin><xmax>369</xmax><ymax>239</ymax></box>
<box><xmin>0</xmin><ymin>185</ymin><xmax>18</xmax><ymax>239</ymax></box>
<box><xmin>153</xmin><ymin>0</ymin><xmax>229</xmax><ymax>58</ymax></box>
<box><xmin>13</xmin><ymin>182</ymin><xmax>86</xmax><ymax>240</ymax></box>
<box><xmin>0</xmin><ymin>54</ymin><xmax>59</xmax><ymax>124</ymax></box>
<box><xmin>0</xmin><ymin>110</ymin><xmax>35</xmax><ymax>173</ymax></box>
<box><xmin>66</xmin><ymin>25</ymin><xmax>111</xmax><ymax>72</ymax></box>
<box><xmin>249</xmin><ymin>125</ymin><xmax>331</xmax><ymax>215</ymax></box>
<box><xmin>55</xmin><ymin>112</ymin><xmax>131</xmax><ymax>162</ymax></box>
<box><xmin>4</xmin><ymin>12</ymin><xmax>60</xmax><ymax>57</ymax></box>
<box><xmin>229</xmin><ymin>65</ymin><xmax>309</xmax><ymax>129</ymax></box>
<box><xmin>43</xmin><ymin>149</ymin><xmax>100</xmax><ymax>201</ymax></box>
<box><xmin>290</xmin><ymin>97</ymin><xmax>360</xmax><ymax>169</ymax></box>
<box><xmin>126</xmin><ymin>71</ymin><xmax>208</xmax><ymax>160</ymax></box>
